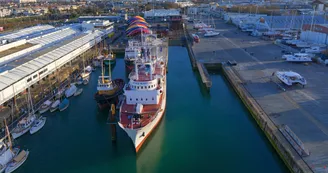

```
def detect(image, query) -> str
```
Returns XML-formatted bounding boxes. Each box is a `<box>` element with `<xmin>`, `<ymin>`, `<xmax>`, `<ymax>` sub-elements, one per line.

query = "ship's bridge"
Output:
<box><xmin>128</xmin><ymin>79</ymin><xmax>158</xmax><ymax>91</ymax></box>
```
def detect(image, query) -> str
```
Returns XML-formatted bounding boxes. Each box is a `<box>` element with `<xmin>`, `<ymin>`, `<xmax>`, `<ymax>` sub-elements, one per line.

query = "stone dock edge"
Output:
<box><xmin>182</xmin><ymin>24</ymin><xmax>311</xmax><ymax>172</ymax></box>
<box><xmin>221</xmin><ymin>65</ymin><xmax>312</xmax><ymax>173</ymax></box>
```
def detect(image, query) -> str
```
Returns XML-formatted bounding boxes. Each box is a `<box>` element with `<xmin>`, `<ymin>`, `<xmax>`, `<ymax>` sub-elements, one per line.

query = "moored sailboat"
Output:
<box><xmin>30</xmin><ymin>116</ymin><xmax>46</xmax><ymax>135</ymax></box>
<box><xmin>0</xmin><ymin>108</ymin><xmax>21</xmax><ymax>173</ymax></box>
<box><xmin>11</xmin><ymin>88</ymin><xmax>36</xmax><ymax>139</ymax></box>
<box><xmin>5</xmin><ymin>150</ymin><xmax>29</xmax><ymax>173</ymax></box>
<box><xmin>38</xmin><ymin>100</ymin><xmax>52</xmax><ymax>114</ymax></box>
<box><xmin>59</xmin><ymin>98</ymin><xmax>69</xmax><ymax>112</ymax></box>
<box><xmin>50</xmin><ymin>100</ymin><xmax>60</xmax><ymax>112</ymax></box>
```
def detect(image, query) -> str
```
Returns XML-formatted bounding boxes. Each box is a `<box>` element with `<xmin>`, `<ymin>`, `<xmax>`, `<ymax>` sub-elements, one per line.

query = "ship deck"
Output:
<box><xmin>120</xmin><ymin>94</ymin><xmax>163</xmax><ymax>129</ymax></box>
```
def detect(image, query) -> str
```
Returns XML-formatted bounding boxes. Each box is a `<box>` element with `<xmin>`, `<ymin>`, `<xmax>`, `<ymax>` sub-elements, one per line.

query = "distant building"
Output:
<box><xmin>258</xmin><ymin>15</ymin><xmax>325</xmax><ymax>31</ymax></box>
<box><xmin>144</xmin><ymin>9</ymin><xmax>181</xmax><ymax>22</ymax></box>
<box><xmin>301</xmin><ymin>24</ymin><xmax>328</xmax><ymax>44</ymax></box>
<box><xmin>18</xmin><ymin>0</ymin><xmax>36</xmax><ymax>3</ymax></box>
<box><xmin>78</xmin><ymin>16</ymin><xmax>122</xmax><ymax>23</ymax></box>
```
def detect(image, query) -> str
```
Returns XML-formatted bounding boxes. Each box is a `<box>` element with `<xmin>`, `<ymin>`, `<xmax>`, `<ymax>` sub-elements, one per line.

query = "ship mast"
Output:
<box><xmin>108</xmin><ymin>52</ymin><xmax>112</xmax><ymax>81</ymax></box>
<box><xmin>101</xmin><ymin>59</ymin><xmax>105</xmax><ymax>84</ymax></box>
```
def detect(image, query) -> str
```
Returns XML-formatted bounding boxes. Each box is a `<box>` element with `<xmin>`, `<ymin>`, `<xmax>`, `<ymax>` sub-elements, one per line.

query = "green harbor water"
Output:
<box><xmin>15</xmin><ymin>46</ymin><xmax>288</xmax><ymax>173</ymax></box>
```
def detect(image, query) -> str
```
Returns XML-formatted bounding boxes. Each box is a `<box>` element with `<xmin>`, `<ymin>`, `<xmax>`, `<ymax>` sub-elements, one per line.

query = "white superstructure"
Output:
<box><xmin>275</xmin><ymin>71</ymin><xmax>307</xmax><ymax>86</ymax></box>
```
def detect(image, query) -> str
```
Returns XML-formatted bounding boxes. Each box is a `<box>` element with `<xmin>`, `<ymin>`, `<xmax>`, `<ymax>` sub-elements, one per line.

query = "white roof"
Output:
<box><xmin>0</xmin><ymin>25</ymin><xmax>54</xmax><ymax>41</ymax></box>
<box><xmin>144</xmin><ymin>9</ymin><xmax>180</xmax><ymax>17</ymax></box>
<box><xmin>0</xmin><ymin>30</ymin><xmax>103</xmax><ymax>91</ymax></box>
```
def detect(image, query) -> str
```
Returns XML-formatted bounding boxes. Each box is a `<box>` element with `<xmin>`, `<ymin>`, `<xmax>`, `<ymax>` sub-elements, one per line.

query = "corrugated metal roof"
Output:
<box><xmin>0</xmin><ymin>30</ymin><xmax>102</xmax><ymax>91</ymax></box>
<box><xmin>0</xmin><ymin>25</ymin><xmax>55</xmax><ymax>41</ymax></box>
<box><xmin>263</xmin><ymin>15</ymin><xmax>325</xmax><ymax>29</ymax></box>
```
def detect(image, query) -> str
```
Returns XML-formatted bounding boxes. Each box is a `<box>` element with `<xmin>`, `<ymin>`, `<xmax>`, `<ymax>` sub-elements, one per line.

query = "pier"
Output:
<box><xmin>196</xmin><ymin>62</ymin><xmax>212</xmax><ymax>89</ymax></box>
<box><xmin>183</xmin><ymin>17</ymin><xmax>328</xmax><ymax>172</ymax></box>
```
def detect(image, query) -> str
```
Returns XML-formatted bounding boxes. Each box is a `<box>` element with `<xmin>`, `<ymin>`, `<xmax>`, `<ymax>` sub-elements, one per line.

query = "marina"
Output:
<box><xmin>7</xmin><ymin>47</ymin><xmax>287</xmax><ymax>173</ymax></box>
<box><xmin>2</xmin><ymin>3</ymin><xmax>327</xmax><ymax>171</ymax></box>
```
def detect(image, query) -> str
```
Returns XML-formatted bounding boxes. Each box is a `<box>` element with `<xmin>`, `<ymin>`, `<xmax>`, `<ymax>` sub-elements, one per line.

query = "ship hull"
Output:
<box><xmin>118</xmin><ymin>77</ymin><xmax>166</xmax><ymax>152</ymax></box>
<box><xmin>94</xmin><ymin>79</ymin><xmax>125</xmax><ymax>109</ymax></box>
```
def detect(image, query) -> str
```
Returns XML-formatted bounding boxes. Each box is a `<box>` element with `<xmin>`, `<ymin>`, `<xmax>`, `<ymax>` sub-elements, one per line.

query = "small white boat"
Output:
<box><xmin>81</xmin><ymin>71</ymin><xmax>91</xmax><ymax>80</ymax></box>
<box><xmin>301</xmin><ymin>46</ymin><xmax>322</xmax><ymax>54</ymax></box>
<box><xmin>275</xmin><ymin>71</ymin><xmax>307</xmax><ymax>87</ymax></box>
<box><xmin>283</xmin><ymin>53</ymin><xmax>313</xmax><ymax>62</ymax></box>
<box><xmin>204</xmin><ymin>31</ymin><xmax>220</xmax><ymax>37</ymax></box>
<box><xmin>55</xmin><ymin>88</ymin><xmax>65</xmax><ymax>99</ymax></box>
<box><xmin>74</xmin><ymin>88</ymin><xmax>83</xmax><ymax>97</ymax></box>
<box><xmin>65</xmin><ymin>84</ymin><xmax>77</xmax><ymax>98</ymax></box>
<box><xmin>50</xmin><ymin>100</ymin><xmax>60</xmax><ymax>112</ymax></box>
<box><xmin>5</xmin><ymin>150</ymin><xmax>29</xmax><ymax>173</ymax></box>
<box><xmin>38</xmin><ymin>100</ymin><xmax>52</xmax><ymax>114</ymax></box>
<box><xmin>30</xmin><ymin>117</ymin><xmax>46</xmax><ymax>135</ymax></box>
<box><xmin>76</xmin><ymin>80</ymin><xmax>83</xmax><ymax>85</ymax></box>
<box><xmin>83</xmin><ymin>79</ymin><xmax>89</xmax><ymax>85</ymax></box>
<box><xmin>59</xmin><ymin>98</ymin><xmax>69</xmax><ymax>112</ymax></box>
<box><xmin>296</xmin><ymin>42</ymin><xmax>311</xmax><ymax>48</ymax></box>
<box><xmin>11</xmin><ymin>114</ymin><xmax>36</xmax><ymax>139</ymax></box>
<box><xmin>85</xmin><ymin>65</ymin><xmax>93</xmax><ymax>73</ymax></box>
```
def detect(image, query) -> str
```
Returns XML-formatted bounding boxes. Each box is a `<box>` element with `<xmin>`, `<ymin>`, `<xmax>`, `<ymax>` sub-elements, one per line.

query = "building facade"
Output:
<box><xmin>301</xmin><ymin>24</ymin><xmax>328</xmax><ymax>44</ymax></box>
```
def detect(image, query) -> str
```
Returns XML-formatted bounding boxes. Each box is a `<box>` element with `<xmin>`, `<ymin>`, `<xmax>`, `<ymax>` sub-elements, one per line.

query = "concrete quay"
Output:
<box><xmin>187</xmin><ymin>18</ymin><xmax>328</xmax><ymax>172</ymax></box>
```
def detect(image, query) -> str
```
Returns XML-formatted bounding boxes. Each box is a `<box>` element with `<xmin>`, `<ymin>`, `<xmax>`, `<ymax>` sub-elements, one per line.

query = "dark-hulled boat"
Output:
<box><xmin>94</xmin><ymin>78</ymin><xmax>125</xmax><ymax>109</ymax></box>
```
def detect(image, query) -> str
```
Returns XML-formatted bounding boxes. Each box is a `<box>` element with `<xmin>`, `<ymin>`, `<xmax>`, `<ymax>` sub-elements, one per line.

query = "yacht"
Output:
<box><xmin>204</xmin><ymin>30</ymin><xmax>220</xmax><ymax>37</ymax></box>
<box><xmin>65</xmin><ymin>84</ymin><xmax>77</xmax><ymax>98</ymax></box>
<box><xmin>5</xmin><ymin>150</ymin><xmax>29</xmax><ymax>173</ymax></box>
<box><xmin>11</xmin><ymin>88</ymin><xmax>36</xmax><ymax>139</ymax></box>
<box><xmin>282</xmin><ymin>53</ymin><xmax>313</xmax><ymax>62</ymax></box>
<box><xmin>38</xmin><ymin>100</ymin><xmax>52</xmax><ymax>114</ymax></box>
<box><xmin>275</xmin><ymin>71</ymin><xmax>306</xmax><ymax>87</ymax></box>
<box><xmin>11</xmin><ymin>114</ymin><xmax>36</xmax><ymax>139</ymax></box>
<box><xmin>301</xmin><ymin>46</ymin><xmax>322</xmax><ymax>54</ymax></box>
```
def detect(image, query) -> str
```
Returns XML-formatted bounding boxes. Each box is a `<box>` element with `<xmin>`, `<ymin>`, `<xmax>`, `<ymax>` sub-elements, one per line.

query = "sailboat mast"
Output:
<box><xmin>4</xmin><ymin>119</ymin><xmax>12</xmax><ymax>151</ymax></box>
<box><xmin>101</xmin><ymin>60</ymin><xmax>104</xmax><ymax>83</ymax></box>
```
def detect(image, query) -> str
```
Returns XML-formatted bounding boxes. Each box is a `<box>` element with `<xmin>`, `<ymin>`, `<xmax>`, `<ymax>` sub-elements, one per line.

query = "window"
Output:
<box><xmin>141</xmin><ymin>86</ymin><xmax>143</xmax><ymax>89</ymax></box>
<box><xmin>130</xmin><ymin>98</ymin><xmax>132</xmax><ymax>101</ymax></box>
<box><xmin>146</xmin><ymin>98</ymin><xmax>148</xmax><ymax>101</ymax></box>
<box><xmin>33</xmin><ymin>74</ymin><xmax>38</xmax><ymax>79</ymax></box>
<box><xmin>152</xmin><ymin>97</ymin><xmax>154</xmax><ymax>100</ymax></box>
<box><xmin>137</xmin><ymin>86</ymin><xmax>139</xmax><ymax>89</ymax></box>
<box><xmin>136</xmin><ymin>98</ymin><xmax>138</xmax><ymax>101</ymax></box>
<box><xmin>27</xmin><ymin>78</ymin><xmax>32</xmax><ymax>82</ymax></box>
<box><xmin>141</xmin><ymin>98</ymin><xmax>143</xmax><ymax>101</ymax></box>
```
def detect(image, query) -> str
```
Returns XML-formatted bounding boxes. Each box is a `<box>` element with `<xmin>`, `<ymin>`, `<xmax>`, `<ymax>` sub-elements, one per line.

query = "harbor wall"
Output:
<box><xmin>221</xmin><ymin>65</ymin><xmax>311</xmax><ymax>173</ymax></box>
<box><xmin>182</xmin><ymin>22</ymin><xmax>310</xmax><ymax>173</ymax></box>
